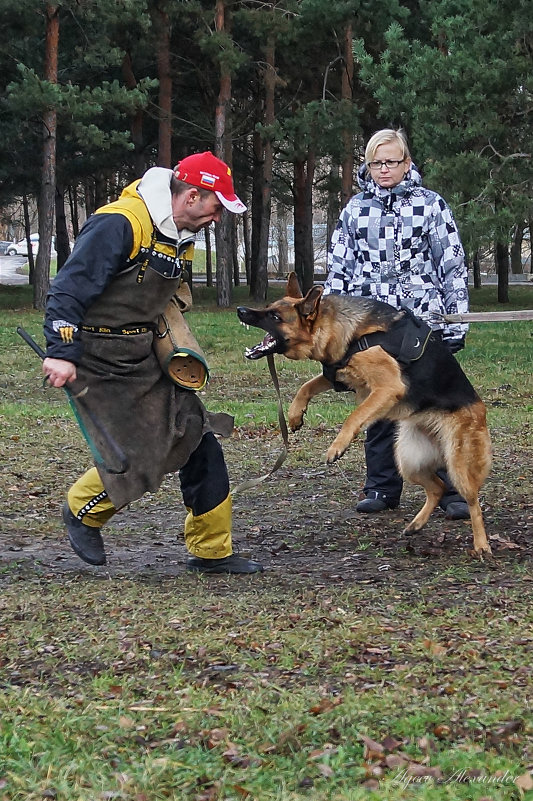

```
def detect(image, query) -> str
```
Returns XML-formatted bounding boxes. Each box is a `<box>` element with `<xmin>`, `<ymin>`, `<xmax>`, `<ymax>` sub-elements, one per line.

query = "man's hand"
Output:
<box><xmin>42</xmin><ymin>357</ymin><xmax>77</xmax><ymax>387</ymax></box>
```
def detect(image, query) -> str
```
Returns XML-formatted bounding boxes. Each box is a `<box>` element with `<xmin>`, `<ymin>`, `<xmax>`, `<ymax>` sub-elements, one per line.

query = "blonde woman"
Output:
<box><xmin>324</xmin><ymin>129</ymin><xmax>469</xmax><ymax>518</ymax></box>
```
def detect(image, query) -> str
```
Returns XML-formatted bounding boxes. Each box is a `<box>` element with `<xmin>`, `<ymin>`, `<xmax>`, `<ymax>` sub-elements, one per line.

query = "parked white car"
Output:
<box><xmin>6</xmin><ymin>233</ymin><xmax>57</xmax><ymax>257</ymax></box>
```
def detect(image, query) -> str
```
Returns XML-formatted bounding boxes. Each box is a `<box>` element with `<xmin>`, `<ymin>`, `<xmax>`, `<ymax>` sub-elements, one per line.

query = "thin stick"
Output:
<box><xmin>432</xmin><ymin>310</ymin><xmax>533</xmax><ymax>323</ymax></box>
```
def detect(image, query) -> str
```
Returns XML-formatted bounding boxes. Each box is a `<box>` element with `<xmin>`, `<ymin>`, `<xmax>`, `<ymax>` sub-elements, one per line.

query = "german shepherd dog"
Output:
<box><xmin>237</xmin><ymin>272</ymin><xmax>492</xmax><ymax>558</ymax></box>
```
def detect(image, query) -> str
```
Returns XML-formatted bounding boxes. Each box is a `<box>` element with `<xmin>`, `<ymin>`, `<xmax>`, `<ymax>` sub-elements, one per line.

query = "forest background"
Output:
<box><xmin>0</xmin><ymin>0</ymin><xmax>531</xmax><ymax>309</ymax></box>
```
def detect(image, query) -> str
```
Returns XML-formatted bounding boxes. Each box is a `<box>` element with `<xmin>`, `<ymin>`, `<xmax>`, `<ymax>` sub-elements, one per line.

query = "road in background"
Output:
<box><xmin>0</xmin><ymin>254</ymin><xmax>530</xmax><ymax>287</ymax></box>
<box><xmin>0</xmin><ymin>255</ymin><xmax>28</xmax><ymax>285</ymax></box>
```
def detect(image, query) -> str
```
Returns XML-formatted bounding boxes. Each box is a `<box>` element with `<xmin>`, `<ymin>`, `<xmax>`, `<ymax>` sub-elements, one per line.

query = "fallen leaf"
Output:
<box><xmin>423</xmin><ymin>639</ymin><xmax>447</xmax><ymax>656</ymax></box>
<box><xmin>360</xmin><ymin>734</ymin><xmax>385</xmax><ymax>761</ymax></box>
<box><xmin>407</xmin><ymin>765</ymin><xmax>443</xmax><ymax>780</ymax></box>
<box><xmin>205</xmin><ymin>727</ymin><xmax>230</xmax><ymax>749</ymax></box>
<box><xmin>309</xmin><ymin>696</ymin><xmax>342</xmax><ymax>715</ymax></box>
<box><xmin>385</xmin><ymin>754</ymin><xmax>407</xmax><ymax>768</ymax></box>
<box><xmin>232</xmin><ymin>786</ymin><xmax>250</xmax><ymax>798</ymax></box>
<box><xmin>515</xmin><ymin>772</ymin><xmax>533</xmax><ymax>791</ymax></box>
<box><xmin>381</xmin><ymin>735</ymin><xmax>403</xmax><ymax>751</ymax></box>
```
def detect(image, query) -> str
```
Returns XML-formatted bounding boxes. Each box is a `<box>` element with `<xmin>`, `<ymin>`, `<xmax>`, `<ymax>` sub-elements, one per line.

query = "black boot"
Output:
<box><xmin>186</xmin><ymin>554</ymin><xmax>264</xmax><ymax>574</ymax></box>
<box><xmin>441</xmin><ymin>500</ymin><xmax>470</xmax><ymax>520</ymax></box>
<box><xmin>62</xmin><ymin>503</ymin><xmax>106</xmax><ymax>566</ymax></box>
<box><xmin>436</xmin><ymin>470</ymin><xmax>469</xmax><ymax>520</ymax></box>
<box><xmin>356</xmin><ymin>491</ymin><xmax>400</xmax><ymax>513</ymax></box>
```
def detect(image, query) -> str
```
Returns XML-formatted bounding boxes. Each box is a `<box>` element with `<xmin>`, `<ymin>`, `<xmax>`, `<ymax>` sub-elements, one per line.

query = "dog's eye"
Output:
<box><xmin>269</xmin><ymin>311</ymin><xmax>281</xmax><ymax>322</ymax></box>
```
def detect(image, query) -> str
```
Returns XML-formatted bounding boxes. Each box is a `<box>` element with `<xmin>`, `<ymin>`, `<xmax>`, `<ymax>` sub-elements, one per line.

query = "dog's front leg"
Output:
<box><xmin>326</xmin><ymin>350</ymin><xmax>405</xmax><ymax>463</ymax></box>
<box><xmin>288</xmin><ymin>374</ymin><xmax>333</xmax><ymax>431</ymax></box>
<box><xmin>325</xmin><ymin>388</ymin><xmax>400</xmax><ymax>463</ymax></box>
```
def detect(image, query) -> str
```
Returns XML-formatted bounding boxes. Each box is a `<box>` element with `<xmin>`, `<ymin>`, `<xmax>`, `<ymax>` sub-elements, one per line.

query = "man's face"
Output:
<box><xmin>172</xmin><ymin>188</ymin><xmax>224</xmax><ymax>233</ymax></box>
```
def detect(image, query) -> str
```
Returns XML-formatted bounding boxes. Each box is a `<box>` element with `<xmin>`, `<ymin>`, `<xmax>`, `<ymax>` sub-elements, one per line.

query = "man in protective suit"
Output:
<box><xmin>42</xmin><ymin>152</ymin><xmax>263</xmax><ymax>574</ymax></box>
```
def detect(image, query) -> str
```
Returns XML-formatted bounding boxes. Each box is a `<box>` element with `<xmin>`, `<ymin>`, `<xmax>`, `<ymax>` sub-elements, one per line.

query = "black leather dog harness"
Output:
<box><xmin>323</xmin><ymin>310</ymin><xmax>433</xmax><ymax>391</ymax></box>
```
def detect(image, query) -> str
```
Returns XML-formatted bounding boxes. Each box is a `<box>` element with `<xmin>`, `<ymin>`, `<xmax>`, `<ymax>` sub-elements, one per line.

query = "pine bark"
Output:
<box><xmin>153</xmin><ymin>3</ymin><xmax>172</xmax><ymax>167</ymax></box>
<box><xmin>214</xmin><ymin>0</ymin><xmax>233</xmax><ymax>308</ymax></box>
<box><xmin>34</xmin><ymin>3</ymin><xmax>59</xmax><ymax>310</ymax></box>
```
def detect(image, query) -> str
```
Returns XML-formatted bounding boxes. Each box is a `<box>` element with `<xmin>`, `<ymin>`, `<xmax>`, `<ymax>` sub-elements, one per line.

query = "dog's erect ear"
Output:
<box><xmin>286</xmin><ymin>271</ymin><xmax>303</xmax><ymax>299</ymax></box>
<box><xmin>298</xmin><ymin>285</ymin><xmax>323</xmax><ymax>321</ymax></box>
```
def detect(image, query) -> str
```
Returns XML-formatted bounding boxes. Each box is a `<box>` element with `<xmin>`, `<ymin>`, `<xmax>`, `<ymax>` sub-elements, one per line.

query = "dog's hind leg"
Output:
<box><xmin>396</xmin><ymin>422</ymin><xmax>446</xmax><ymax>534</ymax></box>
<box><xmin>442</xmin><ymin>404</ymin><xmax>493</xmax><ymax>558</ymax></box>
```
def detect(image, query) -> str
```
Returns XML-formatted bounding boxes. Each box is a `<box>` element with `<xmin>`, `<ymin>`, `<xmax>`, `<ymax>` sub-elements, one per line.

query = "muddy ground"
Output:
<box><xmin>1</xmin><ymin>424</ymin><xmax>531</xmax><ymax>591</ymax></box>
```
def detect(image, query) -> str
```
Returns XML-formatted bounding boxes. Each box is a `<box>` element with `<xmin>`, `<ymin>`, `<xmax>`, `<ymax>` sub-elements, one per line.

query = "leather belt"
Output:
<box><xmin>81</xmin><ymin>324</ymin><xmax>154</xmax><ymax>335</ymax></box>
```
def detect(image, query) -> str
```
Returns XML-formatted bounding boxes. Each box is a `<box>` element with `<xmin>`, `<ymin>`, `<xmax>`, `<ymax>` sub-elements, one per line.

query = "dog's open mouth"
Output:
<box><xmin>244</xmin><ymin>333</ymin><xmax>280</xmax><ymax>360</ymax></box>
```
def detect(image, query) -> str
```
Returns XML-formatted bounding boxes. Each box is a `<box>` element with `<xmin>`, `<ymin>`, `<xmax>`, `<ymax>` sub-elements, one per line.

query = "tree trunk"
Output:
<box><xmin>84</xmin><ymin>179</ymin><xmax>96</xmax><ymax>218</ymax></box>
<box><xmin>152</xmin><ymin>3</ymin><xmax>172</xmax><ymax>167</ymax></box>
<box><xmin>68</xmin><ymin>185</ymin><xmax>80</xmax><ymax>239</ymax></box>
<box><xmin>215</xmin><ymin>216</ymin><xmax>232</xmax><ymax>306</ymax></box>
<box><xmin>293</xmin><ymin>151</ymin><xmax>315</xmax><ymax>294</ymax></box>
<box><xmin>94</xmin><ymin>173</ymin><xmax>108</xmax><ymax>210</ymax></box>
<box><xmin>327</xmin><ymin>161</ymin><xmax>341</xmax><ymax>253</ymax></box>
<box><xmin>251</xmin><ymin>35</ymin><xmax>275</xmax><ymax>301</ymax></box>
<box><xmin>510</xmin><ymin>222</ymin><xmax>524</xmax><ymax>274</ymax></box>
<box><xmin>122</xmin><ymin>51</ymin><xmax>146</xmax><ymax>175</ymax></box>
<box><xmin>341</xmin><ymin>23</ymin><xmax>354</xmax><ymax>206</ymax></box>
<box><xmin>472</xmin><ymin>249</ymin><xmax>481</xmax><ymax>289</ymax></box>
<box><xmin>34</xmin><ymin>2</ymin><xmax>59</xmax><ymax>310</ymax></box>
<box><xmin>55</xmin><ymin>183</ymin><xmax>71</xmax><ymax>270</ymax></box>
<box><xmin>214</xmin><ymin>0</ymin><xmax>233</xmax><ymax>307</ymax></box>
<box><xmin>242</xmin><ymin>209</ymin><xmax>251</xmax><ymax>284</ymax></box>
<box><xmin>277</xmin><ymin>204</ymin><xmax>289</xmax><ymax>278</ymax></box>
<box><xmin>250</xmin><ymin>127</ymin><xmax>263</xmax><ymax>294</ymax></box>
<box><xmin>205</xmin><ymin>224</ymin><xmax>213</xmax><ymax>287</ymax></box>
<box><xmin>23</xmin><ymin>195</ymin><xmax>35</xmax><ymax>285</ymax></box>
<box><xmin>495</xmin><ymin>241</ymin><xmax>509</xmax><ymax>303</ymax></box>
<box><xmin>232</xmin><ymin>217</ymin><xmax>240</xmax><ymax>286</ymax></box>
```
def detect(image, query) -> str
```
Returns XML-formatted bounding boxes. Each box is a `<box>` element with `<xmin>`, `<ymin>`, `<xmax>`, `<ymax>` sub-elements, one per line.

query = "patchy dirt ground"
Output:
<box><xmin>1</xmin><ymin>425</ymin><xmax>531</xmax><ymax>590</ymax></box>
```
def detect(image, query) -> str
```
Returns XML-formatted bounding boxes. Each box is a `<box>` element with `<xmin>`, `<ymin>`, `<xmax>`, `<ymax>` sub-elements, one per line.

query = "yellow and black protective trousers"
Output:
<box><xmin>67</xmin><ymin>432</ymin><xmax>232</xmax><ymax>559</ymax></box>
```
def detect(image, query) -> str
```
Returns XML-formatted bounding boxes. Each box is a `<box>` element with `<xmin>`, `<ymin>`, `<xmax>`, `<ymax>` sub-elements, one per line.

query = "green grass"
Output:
<box><xmin>1</xmin><ymin>579</ymin><xmax>531</xmax><ymax>800</ymax></box>
<box><xmin>1</xmin><ymin>282</ymin><xmax>532</xmax><ymax>800</ymax></box>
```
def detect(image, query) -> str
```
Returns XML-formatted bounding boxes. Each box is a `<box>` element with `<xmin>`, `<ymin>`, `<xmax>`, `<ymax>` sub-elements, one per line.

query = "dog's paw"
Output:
<box><xmin>288</xmin><ymin>415</ymin><xmax>304</xmax><ymax>432</ymax></box>
<box><xmin>288</xmin><ymin>404</ymin><xmax>305</xmax><ymax>432</ymax></box>
<box><xmin>468</xmin><ymin>546</ymin><xmax>495</xmax><ymax>566</ymax></box>
<box><xmin>325</xmin><ymin>444</ymin><xmax>345</xmax><ymax>464</ymax></box>
<box><xmin>326</xmin><ymin>433</ymin><xmax>352</xmax><ymax>463</ymax></box>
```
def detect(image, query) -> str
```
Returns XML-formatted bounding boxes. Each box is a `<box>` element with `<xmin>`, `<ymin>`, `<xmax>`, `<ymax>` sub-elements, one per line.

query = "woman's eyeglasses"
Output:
<box><xmin>368</xmin><ymin>159</ymin><xmax>405</xmax><ymax>170</ymax></box>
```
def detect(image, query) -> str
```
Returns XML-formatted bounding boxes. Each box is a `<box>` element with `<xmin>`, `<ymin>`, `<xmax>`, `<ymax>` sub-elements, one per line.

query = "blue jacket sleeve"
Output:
<box><xmin>44</xmin><ymin>213</ymin><xmax>133</xmax><ymax>363</ymax></box>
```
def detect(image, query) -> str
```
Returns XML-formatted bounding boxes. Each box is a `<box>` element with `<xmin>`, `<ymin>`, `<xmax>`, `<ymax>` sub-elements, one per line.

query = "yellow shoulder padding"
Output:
<box><xmin>95</xmin><ymin>180</ymin><xmax>153</xmax><ymax>259</ymax></box>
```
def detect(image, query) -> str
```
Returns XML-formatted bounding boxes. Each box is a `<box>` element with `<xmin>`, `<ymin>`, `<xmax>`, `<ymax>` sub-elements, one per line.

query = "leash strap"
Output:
<box><xmin>231</xmin><ymin>354</ymin><xmax>289</xmax><ymax>496</ymax></box>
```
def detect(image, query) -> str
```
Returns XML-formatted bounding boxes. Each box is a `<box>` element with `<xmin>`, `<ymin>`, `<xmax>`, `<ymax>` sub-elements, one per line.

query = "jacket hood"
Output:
<box><xmin>356</xmin><ymin>162</ymin><xmax>423</xmax><ymax>203</ymax></box>
<box><xmin>136</xmin><ymin>167</ymin><xmax>194</xmax><ymax>242</ymax></box>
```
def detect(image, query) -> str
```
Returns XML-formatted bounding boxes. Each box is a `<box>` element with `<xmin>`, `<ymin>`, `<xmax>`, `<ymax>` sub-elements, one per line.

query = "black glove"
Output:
<box><xmin>444</xmin><ymin>336</ymin><xmax>465</xmax><ymax>354</ymax></box>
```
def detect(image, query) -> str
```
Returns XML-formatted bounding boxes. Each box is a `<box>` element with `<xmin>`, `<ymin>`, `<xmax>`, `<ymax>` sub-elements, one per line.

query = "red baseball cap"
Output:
<box><xmin>173</xmin><ymin>151</ymin><xmax>246</xmax><ymax>214</ymax></box>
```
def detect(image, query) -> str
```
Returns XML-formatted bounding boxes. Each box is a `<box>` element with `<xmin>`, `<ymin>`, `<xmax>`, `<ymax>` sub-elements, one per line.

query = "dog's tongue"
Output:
<box><xmin>244</xmin><ymin>333</ymin><xmax>276</xmax><ymax>360</ymax></box>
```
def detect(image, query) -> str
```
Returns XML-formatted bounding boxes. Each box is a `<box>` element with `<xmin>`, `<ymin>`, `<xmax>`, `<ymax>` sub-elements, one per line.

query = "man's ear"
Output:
<box><xmin>286</xmin><ymin>271</ymin><xmax>303</xmax><ymax>298</ymax></box>
<box><xmin>298</xmin><ymin>285</ymin><xmax>323</xmax><ymax>321</ymax></box>
<box><xmin>186</xmin><ymin>187</ymin><xmax>199</xmax><ymax>204</ymax></box>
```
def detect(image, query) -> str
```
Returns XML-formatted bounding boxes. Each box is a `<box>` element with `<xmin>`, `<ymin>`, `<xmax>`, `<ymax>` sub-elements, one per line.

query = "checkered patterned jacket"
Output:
<box><xmin>323</xmin><ymin>164</ymin><xmax>468</xmax><ymax>341</ymax></box>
